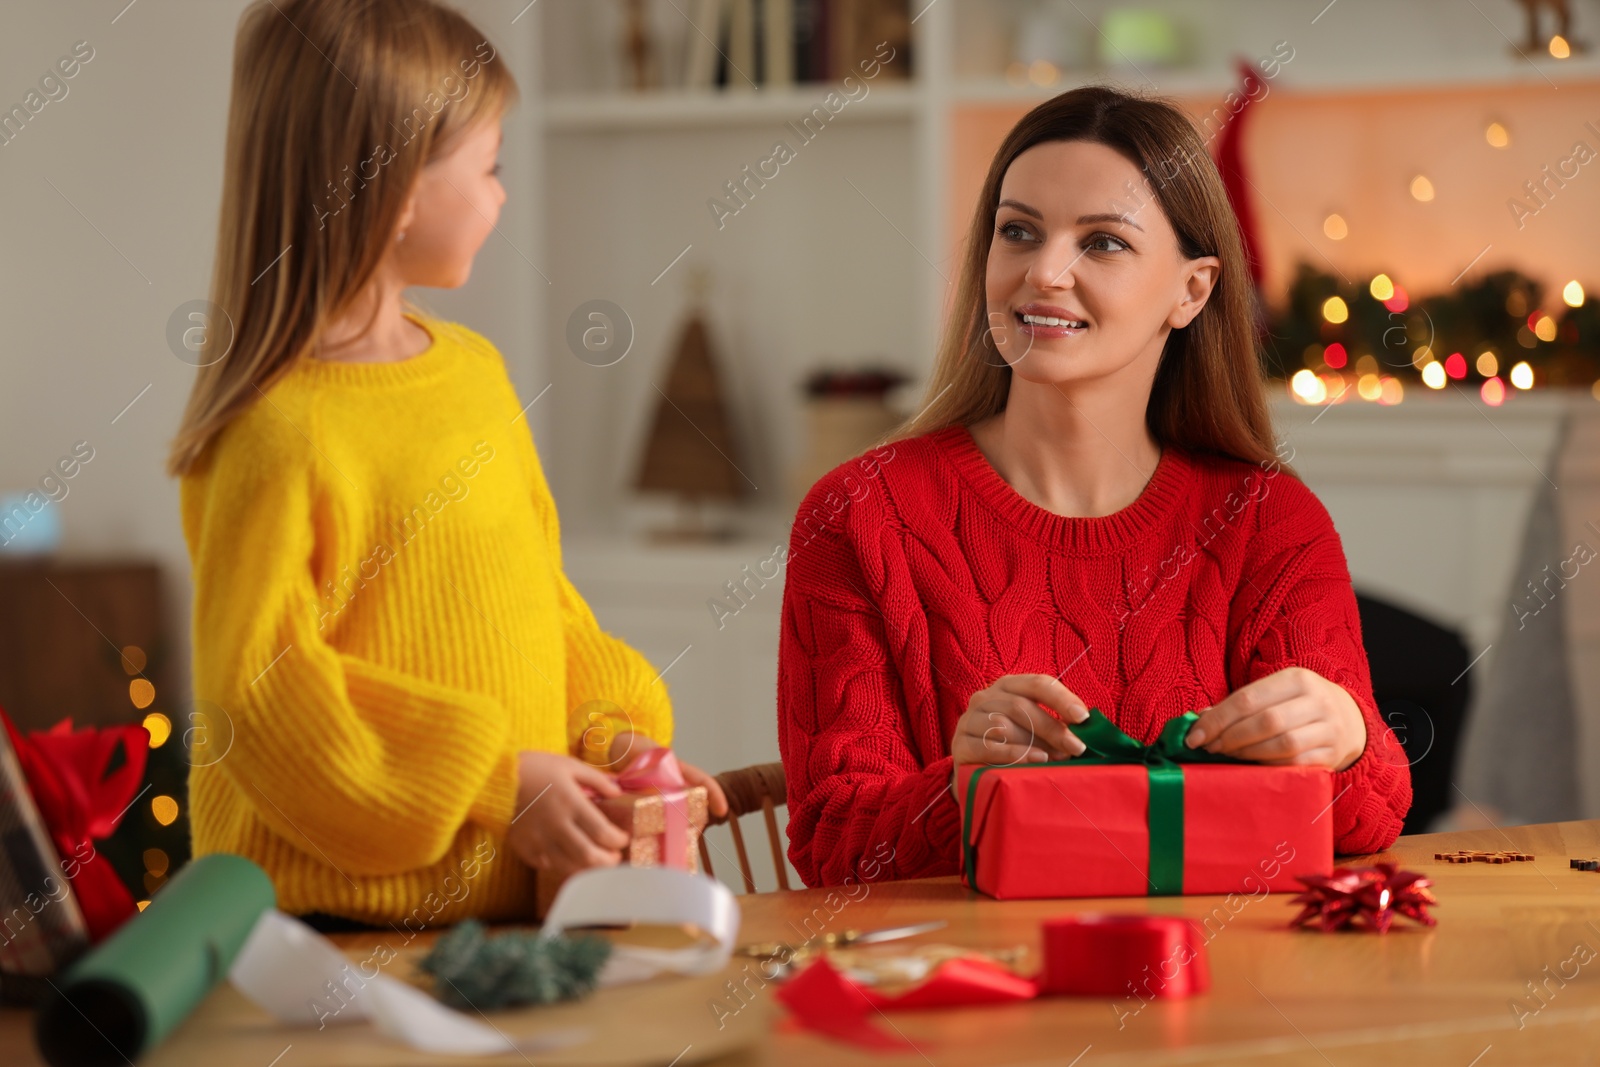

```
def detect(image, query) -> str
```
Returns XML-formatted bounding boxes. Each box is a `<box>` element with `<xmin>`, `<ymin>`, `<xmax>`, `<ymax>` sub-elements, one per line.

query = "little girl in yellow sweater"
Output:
<box><xmin>168</xmin><ymin>0</ymin><xmax>725</xmax><ymax>926</ymax></box>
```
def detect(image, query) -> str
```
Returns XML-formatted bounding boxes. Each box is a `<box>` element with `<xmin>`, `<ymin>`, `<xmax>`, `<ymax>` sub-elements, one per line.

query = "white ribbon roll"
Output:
<box><xmin>539</xmin><ymin>866</ymin><xmax>741</xmax><ymax>986</ymax></box>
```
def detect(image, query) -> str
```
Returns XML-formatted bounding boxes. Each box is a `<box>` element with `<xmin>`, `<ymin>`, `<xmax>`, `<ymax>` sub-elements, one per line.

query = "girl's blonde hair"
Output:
<box><xmin>895</xmin><ymin>85</ymin><xmax>1291</xmax><ymax>475</ymax></box>
<box><xmin>167</xmin><ymin>0</ymin><xmax>517</xmax><ymax>476</ymax></box>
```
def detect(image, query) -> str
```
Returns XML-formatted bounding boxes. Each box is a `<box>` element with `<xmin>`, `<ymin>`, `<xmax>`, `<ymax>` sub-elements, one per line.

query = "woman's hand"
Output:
<box><xmin>610</xmin><ymin>731</ymin><xmax>730</xmax><ymax>820</ymax></box>
<box><xmin>504</xmin><ymin>751</ymin><xmax>630</xmax><ymax>875</ymax></box>
<box><xmin>1184</xmin><ymin>666</ymin><xmax>1368</xmax><ymax>771</ymax></box>
<box><xmin>951</xmin><ymin>674</ymin><xmax>1090</xmax><ymax>767</ymax></box>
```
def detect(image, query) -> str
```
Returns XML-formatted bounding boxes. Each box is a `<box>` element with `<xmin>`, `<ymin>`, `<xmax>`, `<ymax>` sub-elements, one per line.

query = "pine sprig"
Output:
<box><xmin>418</xmin><ymin>919</ymin><xmax>612</xmax><ymax>1010</ymax></box>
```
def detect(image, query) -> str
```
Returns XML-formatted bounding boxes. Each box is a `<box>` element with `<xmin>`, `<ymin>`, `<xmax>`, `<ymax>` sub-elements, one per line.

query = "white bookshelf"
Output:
<box><xmin>529</xmin><ymin>0</ymin><xmax>1600</xmax><ymax>535</ymax></box>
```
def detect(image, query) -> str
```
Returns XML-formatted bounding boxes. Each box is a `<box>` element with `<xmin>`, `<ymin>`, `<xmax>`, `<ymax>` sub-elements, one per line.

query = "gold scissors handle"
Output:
<box><xmin>734</xmin><ymin>920</ymin><xmax>946</xmax><ymax>958</ymax></box>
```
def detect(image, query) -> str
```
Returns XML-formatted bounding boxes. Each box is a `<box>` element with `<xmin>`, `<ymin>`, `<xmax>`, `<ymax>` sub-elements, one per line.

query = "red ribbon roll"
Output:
<box><xmin>1038</xmin><ymin>914</ymin><xmax>1210</xmax><ymax>999</ymax></box>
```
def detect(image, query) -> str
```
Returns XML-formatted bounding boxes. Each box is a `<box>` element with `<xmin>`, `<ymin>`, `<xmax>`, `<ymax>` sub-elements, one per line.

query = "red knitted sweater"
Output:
<box><xmin>777</xmin><ymin>425</ymin><xmax>1412</xmax><ymax>888</ymax></box>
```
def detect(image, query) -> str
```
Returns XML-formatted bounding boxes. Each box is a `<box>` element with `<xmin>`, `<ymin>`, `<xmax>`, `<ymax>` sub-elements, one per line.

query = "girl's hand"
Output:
<box><xmin>505</xmin><ymin>751</ymin><xmax>630</xmax><ymax>875</ymax></box>
<box><xmin>610</xmin><ymin>731</ymin><xmax>730</xmax><ymax>820</ymax></box>
<box><xmin>951</xmin><ymin>674</ymin><xmax>1090</xmax><ymax>767</ymax></box>
<box><xmin>1184</xmin><ymin>666</ymin><xmax>1368</xmax><ymax>771</ymax></box>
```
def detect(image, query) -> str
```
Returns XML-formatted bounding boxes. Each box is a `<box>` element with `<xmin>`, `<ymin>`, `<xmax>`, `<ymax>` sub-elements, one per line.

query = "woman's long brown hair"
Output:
<box><xmin>166</xmin><ymin>0</ymin><xmax>517</xmax><ymax>476</ymax></box>
<box><xmin>895</xmin><ymin>84</ymin><xmax>1292</xmax><ymax>476</ymax></box>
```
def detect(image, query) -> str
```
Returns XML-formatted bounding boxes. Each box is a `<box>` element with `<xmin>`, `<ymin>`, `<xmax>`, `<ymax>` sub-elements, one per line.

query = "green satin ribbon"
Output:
<box><xmin>960</xmin><ymin>708</ymin><xmax>1240</xmax><ymax>895</ymax></box>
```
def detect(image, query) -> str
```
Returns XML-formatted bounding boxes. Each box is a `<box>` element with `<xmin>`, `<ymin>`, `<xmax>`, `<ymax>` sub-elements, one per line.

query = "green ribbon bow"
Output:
<box><xmin>960</xmin><ymin>708</ymin><xmax>1241</xmax><ymax>895</ymax></box>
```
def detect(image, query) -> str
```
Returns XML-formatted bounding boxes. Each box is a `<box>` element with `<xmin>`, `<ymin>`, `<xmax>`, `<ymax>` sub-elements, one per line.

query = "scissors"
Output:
<box><xmin>735</xmin><ymin>919</ymin><xmax>947</xmax><ymax>959</ymax></box>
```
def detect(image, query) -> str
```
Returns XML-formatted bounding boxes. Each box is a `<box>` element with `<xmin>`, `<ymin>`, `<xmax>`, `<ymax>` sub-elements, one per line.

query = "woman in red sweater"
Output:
<box><xmin>778</xmin><ymin>86</ymin><xmax>1412</xmax><ymax>888</ymax></box>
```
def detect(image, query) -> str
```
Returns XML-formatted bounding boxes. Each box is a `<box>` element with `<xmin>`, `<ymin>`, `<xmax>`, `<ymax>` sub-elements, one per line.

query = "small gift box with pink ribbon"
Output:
<box><xmin>536</xmin><ymin>747</ymin><xmax>709</xmax><ymax>917</ymax></box>
<box><xmin>594</xmin><ymin>747</ymin><xmax>708</xmax><ymax>869</ymax></box>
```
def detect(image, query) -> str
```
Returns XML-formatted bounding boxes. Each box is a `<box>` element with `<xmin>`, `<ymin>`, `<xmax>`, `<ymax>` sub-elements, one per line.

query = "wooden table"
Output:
<box><xmin>8</xmin><ymin>820</ymin><xmax>1600</xmax><ymax>1065</ymax></box>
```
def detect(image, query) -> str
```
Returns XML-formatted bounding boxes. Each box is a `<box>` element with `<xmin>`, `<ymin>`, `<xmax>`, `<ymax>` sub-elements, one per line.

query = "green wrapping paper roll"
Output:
<box><xmin>34</xmin><ymin>853</ymin><xmax>276</xmax><ymax>1067</ymax></box>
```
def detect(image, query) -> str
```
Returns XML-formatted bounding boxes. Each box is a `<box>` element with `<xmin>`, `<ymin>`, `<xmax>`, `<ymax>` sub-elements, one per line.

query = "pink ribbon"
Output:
<box><xmin>615</xmin><ymin>747</ymin><xmax>691</xmax><ymax>870</ymax></box>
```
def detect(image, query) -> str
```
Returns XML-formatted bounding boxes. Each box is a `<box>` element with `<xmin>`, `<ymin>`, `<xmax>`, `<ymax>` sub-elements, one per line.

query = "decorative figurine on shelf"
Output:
<box><xmin>1515</xmin><ymin>0</ymin><xmax>1587</xmax><ymax>55</ymax></box>
<box><xmin>1097</xmin><ymin>9</ymin><xmax>1186</xmax><ymax>71</ymax></box>
<box><xmin>633</xmin><ymin>265</ymin><xmax>748</xmax><ymax>542</ymax></box>
<box><xmin>619</xmin><ymin>0</ymin><xmax>661</xmax><ymax>91</ymax></box>
<box><xmin>1010</xmin><ymin>2</ymin><xmax>1084</xmax><ymax>86</ymax></box>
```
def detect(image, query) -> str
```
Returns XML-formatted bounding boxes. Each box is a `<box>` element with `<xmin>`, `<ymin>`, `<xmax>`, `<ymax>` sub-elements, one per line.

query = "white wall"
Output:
<box><xmin>0</xmin><ymin>1</ymin><xmax>543</xmax><ymax>711</ymax></box>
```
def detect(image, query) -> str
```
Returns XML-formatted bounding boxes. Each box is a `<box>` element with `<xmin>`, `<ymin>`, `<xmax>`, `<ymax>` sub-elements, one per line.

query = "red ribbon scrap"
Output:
<box><xmin>2</xmin><ymin>706</ymin><xmax>149</xmax><ymax>942</ymax></box>
<box><xmin>775</xmin><ymin>914</ymin><xmax>1208</xmax><ymax>1049</ymax></box>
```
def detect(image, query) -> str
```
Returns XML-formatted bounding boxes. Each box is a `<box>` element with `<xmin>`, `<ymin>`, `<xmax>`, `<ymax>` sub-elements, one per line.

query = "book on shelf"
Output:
<box><xmin>766</xmin><ymin>0</ymin><xmax>796</xmax><ymax>86</ymax></box>
<box><xmin>727</xmin><ymin>0</ymin><xmax>756</xmax><ymax>91</ymax></box>
<box><xmin>683</xmin><ymin>0</ymin><xmax>723</xmax><ymax>89</ymax></box>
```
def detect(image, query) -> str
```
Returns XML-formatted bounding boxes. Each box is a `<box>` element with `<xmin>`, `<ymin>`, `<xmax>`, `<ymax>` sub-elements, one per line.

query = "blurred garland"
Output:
<box><xmin>1261</xmin><ymin>261</ymin><xmax>1600</xmax><ymax>387</ymax></box>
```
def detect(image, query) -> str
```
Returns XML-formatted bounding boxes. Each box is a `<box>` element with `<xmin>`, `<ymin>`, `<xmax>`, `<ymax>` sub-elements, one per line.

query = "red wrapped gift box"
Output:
<box><xmin>958</xmin><ymin>710</ymin><xmax>1333</xmax><ymax>899</ymax></box>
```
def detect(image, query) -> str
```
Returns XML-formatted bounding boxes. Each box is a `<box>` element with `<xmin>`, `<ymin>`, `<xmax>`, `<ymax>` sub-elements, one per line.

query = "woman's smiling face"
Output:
<box><xmin>984</xmin><ymin>139</ymin><xmax>1218</xmax><ymax>388</ymax></box>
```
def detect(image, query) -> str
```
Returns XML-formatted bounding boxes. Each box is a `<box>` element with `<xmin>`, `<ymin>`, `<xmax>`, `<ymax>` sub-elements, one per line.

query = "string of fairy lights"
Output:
<box><xmin>1285</xmin><ymin>275</ymin><xmax>1588</xmax><ymax>409</ymax></box>
<box><xmin>119</xmin><ymin>643</ymin><xmax>185</xmax><ymax>909</ymax></box>
<box><xmin>1279</xmin><ymin>108</ymin><xmax>1594</xmax><ymax>409</ymax></box>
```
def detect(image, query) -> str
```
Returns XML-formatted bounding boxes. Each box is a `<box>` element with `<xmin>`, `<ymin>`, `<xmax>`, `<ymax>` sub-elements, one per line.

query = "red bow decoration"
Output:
<box><xmin>2</xmin><ymin>706</ymin><xmax>149</xmax><ymax>942</ymax></box>
<box><xmin>1287</xmin><ymin>862</ymin><xmax>1438</xmax><ymax>933</ymax></box>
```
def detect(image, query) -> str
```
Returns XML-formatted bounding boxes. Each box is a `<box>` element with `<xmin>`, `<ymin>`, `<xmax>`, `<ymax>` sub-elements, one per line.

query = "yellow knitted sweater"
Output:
<box><xmin>180</xmin><ymin>313</ymin><xmax>671</xmax><ymax>924</ymax></box>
